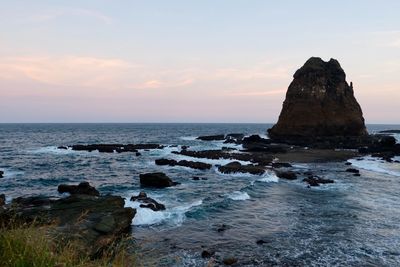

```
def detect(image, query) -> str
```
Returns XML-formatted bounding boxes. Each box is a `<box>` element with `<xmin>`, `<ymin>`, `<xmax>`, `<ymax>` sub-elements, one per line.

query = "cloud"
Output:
<box><xmin>23</xmin><ymin>7</ymin><xmax>113</xmax><ymax>25</ymax></box>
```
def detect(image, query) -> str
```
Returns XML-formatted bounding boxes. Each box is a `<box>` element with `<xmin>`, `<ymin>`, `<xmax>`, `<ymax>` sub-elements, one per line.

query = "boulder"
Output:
<box><xmin>139</xmin><ymin>172</ymin><xmax>178</xmax><ymax>188</ymax></box>
<box><xmin>275</xmin><ymin>170</ymin><xmax>297</xmax><ymax>180</ymax></box>
<box><xmin>218</xmin><ymin>162</ymin><xmax>265</xmax><ymax>175</ymax></box>
<box><xmin>130</xmin><ymin>192</ymin><xmax>165</xmax><ymax>211</ymax></box>
<box><xmin>268</xmin><ymin>57</ymin><xmax>368</xmax><ymax>144</ymax></box>
<box><xmin>303</xmin><ymin>176</ymin><xmax>334</xmax><ymax>186</ymax></box>
<box><xmin>271</xmin><ymin>162</ymin><xmax>292</xmax><ymax>168</ymax></box>
<box><xmin>197</xmin><ymin>134</ymin><xmax>225</xmax><ymax>141</ymax></box>
<box><xmin>0</xmin><ymin>170</ymin><xmax>3</xmax><ymax>178</ymax></box>
<box><xmin>58</xmin><ymin>182</ymin><xmax>100</xmax><ymax>196</ymax></box>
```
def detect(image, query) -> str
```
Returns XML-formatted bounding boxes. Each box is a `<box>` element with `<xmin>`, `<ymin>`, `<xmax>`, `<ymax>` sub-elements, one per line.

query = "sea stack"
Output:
<box><xmin>268</xmin><ymin>57</ymin><xmax>367</xmax><ymax>143</ymax></box>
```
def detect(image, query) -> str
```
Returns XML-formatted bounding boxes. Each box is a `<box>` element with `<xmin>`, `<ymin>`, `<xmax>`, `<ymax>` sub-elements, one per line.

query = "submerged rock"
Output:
<box><xmin>223</xmin><ymin>257</ymin><xmax>238</xmax><ymax>265</ymax></box>
<box><xmin>197</xmin><ymin>134</ymin><xmax>225</xmax><ymax>141</ymax></box>
<box><xmin>155</xmin><ymin>158</ymin><xmax>212</xmax><ymax>170</ymax></box>
<box><xmin>139</xmin><ymin>172</ymin><xmax>179</xmax><ymax>188</ymax></box>
<box><xmin>268</xmin><ymin>57</ymin><xmax>367</xmax><ymax>144</ymax></box>
<box><xmin>345</xmin><ymin>168</ymin><xmax>360</xmax><ymax>174</ymax></box>
<box><xmin>218</xmin><ymin>161</ymin><xmax>265</xmax><ymax>175</ymax></box>
<box><xmin>58</xmin><ymin>181</ymin><xmax>100</xmax><ymax>196</ymax></box>
<box><xmin>0</xmin><ymin>170</ymin><xmax>3</xmax><ymax>178</ymax></box>
<box><xmin>130</xmin><ymin>192</ymin><xmax>165</xmax><ymax>211</ymax></box>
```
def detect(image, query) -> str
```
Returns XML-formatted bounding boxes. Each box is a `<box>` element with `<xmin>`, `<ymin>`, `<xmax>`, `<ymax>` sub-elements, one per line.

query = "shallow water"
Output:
<box><xmin>1</xmin><ymin>123</ymin><xmax>400</xmax><ymax>266</ymax></box>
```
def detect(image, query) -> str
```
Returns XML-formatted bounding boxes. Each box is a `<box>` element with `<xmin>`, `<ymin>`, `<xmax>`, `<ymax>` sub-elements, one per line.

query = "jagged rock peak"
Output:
<box><xmin>268</xmin><ymin>57</ymin><xmax>368</xmax><ymax>142</ymax></box>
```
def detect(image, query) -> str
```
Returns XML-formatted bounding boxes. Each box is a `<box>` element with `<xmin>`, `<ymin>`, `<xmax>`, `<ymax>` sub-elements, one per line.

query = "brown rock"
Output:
<box><xmin>268</xmin><ymin>57</ymin><xmax>367</xmax><ymax>143</ymax></box>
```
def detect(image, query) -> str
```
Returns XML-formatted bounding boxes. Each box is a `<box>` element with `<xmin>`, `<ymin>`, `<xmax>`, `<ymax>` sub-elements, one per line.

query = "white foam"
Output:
<box><xmin>174</xmin><ymin>154</ymin><xmax>251</xmax><ymax>166</ymax></box>
<box><xmin>29</xmin><ymin>146</ymin><xmax>99</xmax><ymax>156</ymax></box>
<box><xmin>180</xmin><ymin>136</ymin><xmax>198</xmax><ymax>141</ymax></box>
<box><xmin>124</xmin><ymin>197</ymin><xmax>203</xmax><ymax>226</ymax></box>
<box><xmin>349</xmin><ymin>156</ymin><xmax>400</xmax><ymax>177</ymax></box>
<box><xmin>257</xmin><ymin>172</ymin><xmax>280</xmax><ymax>183</ymax></box>
<box><xmin>227</xmin><ymin>191</ymin><xmax>250</xmax><ymax>201</ymax></box>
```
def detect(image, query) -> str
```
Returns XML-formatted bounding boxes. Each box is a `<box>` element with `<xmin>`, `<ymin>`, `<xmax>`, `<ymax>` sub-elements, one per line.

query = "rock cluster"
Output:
<box><xmin>268</xmin><ymin>57</ymin><xmax>368</xmax><ymax>144</ymax></box>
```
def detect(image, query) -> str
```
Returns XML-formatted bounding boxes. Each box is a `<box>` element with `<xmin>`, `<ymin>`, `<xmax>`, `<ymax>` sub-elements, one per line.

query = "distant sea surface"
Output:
<box><xmin>1</xmin><ymin>123</ymin><xmax>400</xmax><ymax>266</ymax></box>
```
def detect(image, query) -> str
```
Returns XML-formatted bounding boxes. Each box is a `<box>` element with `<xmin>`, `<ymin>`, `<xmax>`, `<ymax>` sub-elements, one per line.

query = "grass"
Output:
<box><xmin>0</xmin><ymin>221</ymin><xmax>139</xmax><ymax>267</ymax></box>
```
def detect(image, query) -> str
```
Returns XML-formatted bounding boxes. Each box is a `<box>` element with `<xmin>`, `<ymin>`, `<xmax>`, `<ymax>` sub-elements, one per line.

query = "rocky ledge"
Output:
<box><xmin>58</xmin><ymin>143</ymin><xmax>164</xmax><ymax>153</ymax></box>
<box><xmin>155</xmin><ymin>158</ymin><xmax>212</xmax><ymax>170</ymax></box>
<box><xmin>0</xmin><ymin>182</ymin><xmax>135</xmax><ymax>257</ymax></box>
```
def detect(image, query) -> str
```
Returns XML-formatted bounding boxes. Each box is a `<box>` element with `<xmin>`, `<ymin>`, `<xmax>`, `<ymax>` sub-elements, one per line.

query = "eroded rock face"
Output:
<box><xmin>268</xmin><ymin>57</ymin><xmax>367</xmax><ymax>142</ymax></box>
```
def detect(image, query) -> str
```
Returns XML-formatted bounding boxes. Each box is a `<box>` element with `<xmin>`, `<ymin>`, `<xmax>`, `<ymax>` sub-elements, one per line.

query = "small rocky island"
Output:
<box><xmin>268</xmin><ymin>57</ymin><xmax>368</xmax><ymax>143</ymax></box>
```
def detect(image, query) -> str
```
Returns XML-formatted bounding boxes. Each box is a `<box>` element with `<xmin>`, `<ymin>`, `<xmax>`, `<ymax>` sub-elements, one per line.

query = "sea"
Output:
<box><xmin>0</xmin><ymin>123</ymin><xmax>400</xmax><ymax>266</ymax></box>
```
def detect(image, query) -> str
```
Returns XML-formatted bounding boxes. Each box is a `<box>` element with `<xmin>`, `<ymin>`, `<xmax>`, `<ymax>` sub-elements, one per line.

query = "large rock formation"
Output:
<box><xmin>268</xmin><ymin>57</ymin><xmax>368</xmax><ymax>143</ymax></box>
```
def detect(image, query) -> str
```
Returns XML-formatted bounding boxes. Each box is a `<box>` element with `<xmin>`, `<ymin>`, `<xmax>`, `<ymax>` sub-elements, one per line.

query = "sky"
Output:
<box><xmin>0</xmin><ymin>0</ymin><xmax>399</xmax><ymax>123</ymax></box>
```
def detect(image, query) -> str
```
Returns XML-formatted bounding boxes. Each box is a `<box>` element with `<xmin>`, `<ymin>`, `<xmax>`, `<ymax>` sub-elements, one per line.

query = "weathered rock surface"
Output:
<box><xmin>58</xmin><ymin>181</ymin><xmax>100</xmax><ymax>196</ymax></box>
<box><xmin>155</xmin><ymin>158</ymin><xmax>212</xmax><ymax>170</ymax></box>
<box><xmin>130</xmin><ymin>192</ymin><xmax>165</xmax><ymax>211</ymax></box>
<box><xmin>0</xmin><ymin>183</ymin><xmax>135</xmax><ymax>257</ymax></box>
<box><xmin>139</xmin><ymin>172</ymin><xmax>179</xmax><ymax>188</ymax></box>
<box><xmin>218</xmin><ymin>162</ymin><xmax>265</xmax><ymax>175</ymax></box>
<box><xmin>268</xmin><ymin>57</ymin><xmax>368</xmax><ymax>144</ymax></box>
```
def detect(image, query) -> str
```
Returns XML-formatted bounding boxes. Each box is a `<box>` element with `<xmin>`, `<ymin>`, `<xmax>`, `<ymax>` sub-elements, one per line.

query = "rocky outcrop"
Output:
<box><xmin>61</xmin><ymin>143</ymin><xmax>164</xmax><ymax>153</ymax></box>
<box><xmin>130</xmin><ymin>192</ymin><xmax>165</xmax><ymax>211</ymax></box>
<box><xmin>218</xmin><ymin>162</ymin><xmax>265</xmax><ymax>175</ymax></box>
<box><xmin>58</xmin><ymin>181</ymin><xmax>100</xmax><ymax>196</ymax></box>
<box><xmin>0</xmin><ymin>183</ymin><xmax>135</xmax><ymax>257</ymax></box>
<box><xmin>155</xmin><ymin>158</ymin><xmax>212</xmax><ymax>170</ymax></box>
<box><xmin>268</xmin><ymin>57</ymin><xmax>367</xmax><ymax>144</ymax></box>
<box><xmin>139</xmin><ymin>172</ymin><xmax>179</xmax><ymax>188</ymax></box>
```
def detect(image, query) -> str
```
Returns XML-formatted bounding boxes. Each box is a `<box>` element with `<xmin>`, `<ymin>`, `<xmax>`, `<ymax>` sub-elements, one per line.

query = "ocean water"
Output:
<box><xmin>0</xmin><ymin>123</ymin><xmax>400</xmax><ymax>266</ymax></box>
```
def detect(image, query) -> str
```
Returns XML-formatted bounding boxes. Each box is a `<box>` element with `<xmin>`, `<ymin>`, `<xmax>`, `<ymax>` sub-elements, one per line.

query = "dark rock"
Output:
<box><xmin>173</xmin><ymin>149</ymin><xmax>273</xmax><ymax>166</ymax></box>
<box><xmin>139</xmin><ymin>172</ymin><xmax>178</xmax><ymax>188</ymax></box>
<box><xmin>241</xmin><ymin>135</ymin><xmax>287</xmax><ymax>153</ymax></box>
<box><xmin>68</xmin><ymin>143</ymin><xmax>163</xmax><ymax>153</ymax></box>
<box><xmin>192</xmin><ymin>176</ymin><xmax>200</xmax><ymax>181</ymax></box>
<box><xmin>197</xmin><ymin>134</ymin><xmax>225</xmax><ymax>141</ymax></box>
<box><xmin>271</xmin><ymin>162</ymin><xmax>292</xmax><ymax>168</ymax></box>
<box><xmin>57</xmin><ymin>146</ymin><xmax>68</xmax><ymax>150</ymax></box>
<box><xmin>181</xmin><ymin>145</ymin><xmax>189</xmax><ymax>150</ymax></box>
<box><xmin>58</xmin><ymin>182</ymin><xmax>100</xmax><ymax>196</ymax></box>
<box><xmin>0</xmin><ymin>194</ymin><xmax>5</xmax><ymax>206</ymax></box>
<box><xmin>379</xmin><ymin>130</ymin><xmax>400</xmax><ymax>134</ymax></box>
<box><xmin>345</xmin><ymin>162</ymin><xmax>352</xmax><ymax>165</ymax></box>
<box><xmin>155</xmin><ymin>158</ymin><xmax>212</xmax><ymax>170</ymax></box>
<box><xmin>218</xmin><ymin>161</ymin><xmax>265</xmax><ymax>175</ymax></box>
<box><xmin>346</xmin><ymin>168</ymin><xmax>360</xmax><ymax>174</ymax></box>
<box><xmin>201</xmin><ymin>178</ymin><xmax>208</xmax><ymax>180</ymax></box>
<box><xmin>130</xmin><ymin>192</ymin><xmax>165</xmax><ymax>211</ymax></box>
<box><xmin>217</xmin><ymin>224</ymin><xmax>230</xmax><ymax>232</ymax></box>
<box><xmin>226</xmin><ymin>133</ymin><xmax>245</xmax><ymax>140</ymax></box>
<box><xmin>136</xmin><ymin>152</ymin><xmax>141</xmax><ymax>156</ymax></box>
<box><xmin>201</xmin><ymin>250</ymin><xmax>215</xmax><ymax>258</ymax></box>
<box><xmin>0</xmin><ymin>170</ymin><xmax>3</xmax><ymax>178</ymax></box>
<box><xmin>268</xmin><ymin>57</ymin><xmax>367</xmax><ymax>144</ymax></box>
<box><xmin>223</xmin><ymin>257</ymin><xmax>238</xmax><ymax>265</ymax></box>
<box><xmin>303</xmin><ymin>176</ymin><xmax>334</xmax><ymax>186</ymax></box>
<box><xmin>275</xmin><ymin>171</ymin><xmax>297</xmax><ymax>180</ymax></box>
<box><xmin>256</xmin><ymin>239</ymin><xmax>268</xmax><ymax>245</ymax></box>
<box><xmin>353</xmin><ymin>173</ymin><xmax>361</xmax><ymax>177</ymax></box>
